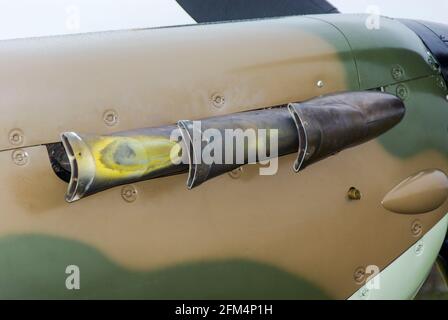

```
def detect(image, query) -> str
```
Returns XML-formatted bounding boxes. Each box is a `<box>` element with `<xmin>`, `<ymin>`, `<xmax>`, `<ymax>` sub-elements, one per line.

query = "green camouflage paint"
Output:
<box><xmin>0</xmin><ymin>14</ymin><xmax>446</xmax><ymax>300</ymax></box>
<box><xmin>0</xmin><ymin>235</ymin><xmax>330</xmax><ymax>300</ymax></box>
<box><xmin>380</xmin><ymin>75</ymin><xmax>448</xmax><ymax>157</ymax></box>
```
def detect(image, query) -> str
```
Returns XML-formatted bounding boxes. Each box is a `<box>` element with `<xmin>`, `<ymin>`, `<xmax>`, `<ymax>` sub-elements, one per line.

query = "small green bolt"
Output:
<box><xmin>391</xmin><ymin>65</ymin><xmax>405</xmax><ymax>81</ymax></box>
<box><xmin>396</xmin><ymin>84</ymin><xmax>409</xmax><ymax>101</ymax></box>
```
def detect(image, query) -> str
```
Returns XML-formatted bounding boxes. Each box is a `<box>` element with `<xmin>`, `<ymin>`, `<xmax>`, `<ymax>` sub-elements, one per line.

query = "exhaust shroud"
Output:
<box><xmin>50</xmin><ymin>91</ymin><xmax>405</xmax><ymax>202</ymax></box>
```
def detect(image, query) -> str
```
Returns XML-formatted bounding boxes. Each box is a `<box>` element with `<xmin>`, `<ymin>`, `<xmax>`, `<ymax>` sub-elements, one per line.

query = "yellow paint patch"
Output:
<box><xmin>88</xmin><ymin>136</ymin><xmax>181</xmax><ymax>179</ymax></box>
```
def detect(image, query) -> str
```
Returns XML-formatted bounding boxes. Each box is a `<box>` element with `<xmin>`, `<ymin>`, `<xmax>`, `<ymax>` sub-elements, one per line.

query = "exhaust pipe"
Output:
<box><xmin>60</xmin><ymin>126</ymin><xmax>189</xmax><ymax>202</ymax></box>
<box><xmin>288</xmin><ymin>91</ymin><xmax>406</xmax><ymax>172</ymax></box>
<box><xmin>53</xmin><ymin>91</ymin><xmax>405</xmax><ymax>202</ymax></box>
<box><xmin>177</xmin><ymin>107</ymin><xmax>299</xmax><ymax>189</ymax></box>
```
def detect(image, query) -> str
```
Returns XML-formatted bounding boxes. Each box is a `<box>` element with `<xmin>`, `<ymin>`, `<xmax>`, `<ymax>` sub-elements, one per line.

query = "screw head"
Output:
<box><xmin>12</xmin><ymin>149</ymin><xmax>29</xmax><ymax>166</ymax></box>
<box><xmin>228</xmin><ymin>167</ymin><xmax>243</xmax><ymax>179</ymax></box>
<box><xmin>317</xmin><ymin>80</ymin><xmax>324</xmax><ymax>88</ymax></box>
<box><xmin>391</xmin><ymin>65</ymin><xmax>405</xmax><ymax>81</ymax></box>
<box><xmin>396</xmin><ymin>84</ymin><xmax>409</xmax><ymax>101</ymax></box>
<box><xmin>103</xmin><ymin>109</ymin><xmax>119</xmax><ymax>126</ymax></box>
<box><xmin>211</xmin><ymin>93</ymin><xmax>225</xmax><ymax>108</ymax></box>
<box><xmin>9</xmin><ymin>129</ymin><xmax>24</xmax><ymax>146</ymax></box>
<box><xmin>411</xmin><ymin>220</ymin><xmax>423</xmax><ymax>237</ymax></box>
<box><xmin>354</xmin><ymin>266</ymin><xmax>366</xmax><ymax>284</ymax></box>
<box><xmin>121</xmin><ymin>185</ymin><xmax>138</xmax><ymax>203</ymax></box>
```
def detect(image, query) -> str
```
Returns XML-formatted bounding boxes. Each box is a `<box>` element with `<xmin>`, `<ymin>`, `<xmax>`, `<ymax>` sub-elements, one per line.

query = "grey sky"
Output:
<box><xmin>0</xmin><ymin>0</ymin><xmax>446</xmax><ymax>40</ymax></box>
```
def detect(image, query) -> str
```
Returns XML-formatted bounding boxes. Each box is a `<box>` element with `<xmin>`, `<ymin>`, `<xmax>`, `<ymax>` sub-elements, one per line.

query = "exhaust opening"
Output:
<box><xmin>60</xmin><ymin>132</ymin><xmax>96</xmax><ymax>203</ymax></box>
<box><xmin>61</xmin><ymin>133</ymin><xmax>79</xmax><ymax>202</ymax></box>
<box><xmin>46</xmin><ymin>142</ymin><xmax>71</xmax><ymax>183</ymax></box>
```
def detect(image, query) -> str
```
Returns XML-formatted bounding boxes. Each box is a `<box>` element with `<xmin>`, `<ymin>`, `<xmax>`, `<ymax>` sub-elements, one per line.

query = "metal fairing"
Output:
<box><xmin>400</xmin><ymin>19</ymin><xmax>448</xmax><ymax>83</ymax></box>
<box><xmin>0</xmin><ymin>14</ymin><xmax>447</xmax><ymax>299</ymax></box>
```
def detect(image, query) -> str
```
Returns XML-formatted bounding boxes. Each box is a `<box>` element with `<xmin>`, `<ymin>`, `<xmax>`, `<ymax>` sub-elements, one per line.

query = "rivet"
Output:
<box><xmin>121</xmin><ymin>185</ymin><xmax>138</xmax><ymax>203</ymax></box>
<box><xmin>396</xmin><ymin>84</ymin><xmax>409</xmax><ymax>101</ymax></box>
<box><xmin>211</xmin><ymin>93</ymin><xmax>225</xmax><ymax>108</ymax></box>
<box><xmin>411</xmin><ymin>220</ymin><xmax>423</xmax><ymax>237</ymax></box>
<box><xmin>317</xmin><ymin>80</ymin><xmax>324</xmax><ymax>88</ymax></box>
<box><xmin>414</xmin><ymin>241</ymin><xmax>424</xmax><ymax>256</ymax></box>
<box><xmin>103</xmin><ymin>109</ymin><xmax>119</xmax><ymax>126</ymax></box>
<box><xmin>391</xmin><ymin>65</ymin><xmax>405</xmax><ymax>81</ymax></box>
<box><xmin>12</xmin><ymin>149</ymin><xmax>29</xmax><ymax>166</ymax></box>
<box><xmin>354</xmin><ymin>266</ymin><xmax>366</xmax><ymax>284</ymax></box>
<box><xmin>228</xmin><ymin>167</ymin><xmax>243</xmax><ymax>179</ymax></box>
<box><xmin>9</xmin><ymin>129</ymin><xmax>24</xmax><ymax>146</ymax></box>
<box><xmin>347</xmin><ymin>187</ymin><xmax>362</xmax><ymax>201</ymax></box>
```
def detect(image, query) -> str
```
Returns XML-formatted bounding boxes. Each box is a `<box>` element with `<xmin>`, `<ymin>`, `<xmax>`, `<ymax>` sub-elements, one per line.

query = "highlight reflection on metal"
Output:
<box><xmin>60</xmin><ymin>126</ymin><xmax>188</xmax><ymax>202</ymax></box>
<box><xmin>54</xmin><ymin>91</ymin><xmax>405</xmax><ymax>202</ymax></box>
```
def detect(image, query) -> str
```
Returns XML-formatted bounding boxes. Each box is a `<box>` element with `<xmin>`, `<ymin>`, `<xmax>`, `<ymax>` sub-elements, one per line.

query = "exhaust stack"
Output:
<box><xmin>53</xmin><ymin>91</ymin><xmax>405</xmax><ymax>202</ymax></box>
<box><xmin>60</xmin><ymin>126</ymin><xmax>189</xmax><ymax>202</ymax></box>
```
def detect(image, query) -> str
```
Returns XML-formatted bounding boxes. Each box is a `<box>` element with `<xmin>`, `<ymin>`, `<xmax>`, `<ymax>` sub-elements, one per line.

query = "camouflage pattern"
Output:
<box><xmin>0</xmin><ymin>14</ymin><xmax>447</xmax><ymax>299</ymax></box>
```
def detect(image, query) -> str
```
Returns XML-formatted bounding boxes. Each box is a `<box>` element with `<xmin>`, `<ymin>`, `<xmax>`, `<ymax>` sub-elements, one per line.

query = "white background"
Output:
<box><xmin>0</xmin><ymin>0</ymin><xmax>446</xmax><ymax>40</ymax></box>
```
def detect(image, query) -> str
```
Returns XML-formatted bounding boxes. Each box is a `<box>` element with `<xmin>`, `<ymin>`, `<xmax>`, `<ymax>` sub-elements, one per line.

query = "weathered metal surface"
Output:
<box><xmin>60</xmin><ymin>126</ymin><xmax>187</xmax><ymax>202</ymax></box>
<box><xmin>57</xmin><ymin>91</ymin><xmax>404</xmax><ymax>199</ymax></box>
<box><xmin>0</xmin><ymin>16</ymin><xmax>358</xmax><ymax>152</ymax></box>
<box><xmin>0</xmin><ymin>13</ymin><xmax>446</xmax><ymax>299</ymax></box>
<box><xmin>313</xmin><ymin>14</ymin><xmax>439</xmax><ymax>89</ymax></box>
<box><xmin>288</xmin><ymin>91</ymin><xmax>405</xmax><ymax>172</ymax></box>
